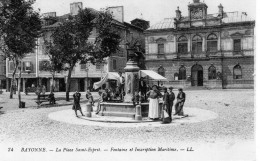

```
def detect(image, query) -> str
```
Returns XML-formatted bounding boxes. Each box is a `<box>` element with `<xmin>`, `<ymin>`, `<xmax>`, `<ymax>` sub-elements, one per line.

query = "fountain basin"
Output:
<box><xmin>99</xmin><ymin>102</ymin><xmax>163</xmax><ymax>118</ymax></box>
<box><xmin>99</xmin><ymin>102</ymin><xmax>149</xmax><ymax>118</ymax></box>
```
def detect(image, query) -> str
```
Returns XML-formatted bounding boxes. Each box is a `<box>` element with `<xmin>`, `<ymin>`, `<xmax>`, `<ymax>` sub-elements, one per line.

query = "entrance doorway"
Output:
<box><xmin>191</xmin><ymin>64</ymin><xmax>203</xmax><ymax>86</ymax></box>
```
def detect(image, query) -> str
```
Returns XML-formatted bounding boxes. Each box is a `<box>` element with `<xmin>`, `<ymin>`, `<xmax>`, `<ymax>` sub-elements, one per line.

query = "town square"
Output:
<box><xmin>0</xmin><ymin>0</ymin><xmax>257</xmax><ymax>160</ymax></box>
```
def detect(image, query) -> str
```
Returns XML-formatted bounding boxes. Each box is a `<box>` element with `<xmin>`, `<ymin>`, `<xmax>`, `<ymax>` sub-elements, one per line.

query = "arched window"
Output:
<box><xmin>158</xmin><ymin>66</ymin><xmax>165</xmax><ymax>77</ymax></box>
<box><xmin>178</xmin><ymin>36</ymin><xmax>188</xmax><ymax>54</ymax></box>
<box><xmin>179</xmin><ymin>66</ymin><xmax>186</xmax><ymax>80</ymax></box>
<box><xmin>174</xmin><ymin>73</ymin><xmax>179</xmax><ymax>80</ymax></box>
<box><xmin>233</xmin><ymin>64</ymin><xmax>242</xmax><ymax>79</ymax></box>
<box><xmin>192</xmin><ymin>35</ymin><xmax>202</xmax><ymax>54</ymax></box>
<box><xmin>207</xmin><ymin>33</ymin><xmax>218</xmax><ymax>52</ymax></box>
<box><xmin>208</xmin><ymin>65</ymin><xmax>216</xmax><ymax>80</ymax></box>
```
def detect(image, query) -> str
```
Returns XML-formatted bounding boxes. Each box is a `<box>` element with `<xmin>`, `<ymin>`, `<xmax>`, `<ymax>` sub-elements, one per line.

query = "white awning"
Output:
<box><xmin>93</xmin><ymin>72</ymin><xmax>123</xmax><ymax>89</ymax></box>
<box><xmin>140</xmin><ymin>70</ymin><xmax>167</xmax><ymax>81</ymax></box>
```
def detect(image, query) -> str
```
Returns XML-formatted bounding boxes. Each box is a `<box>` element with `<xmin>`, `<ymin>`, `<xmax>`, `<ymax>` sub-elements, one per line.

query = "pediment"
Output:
<box><xmin>230</xmin><ymin>32</ymin><xmax>244</xmax><ymax>38</ymax></box>
<box><xmin>155</xmin><ymin>38</ymin><xmax>167</xmax><ymax>43</ymax></box>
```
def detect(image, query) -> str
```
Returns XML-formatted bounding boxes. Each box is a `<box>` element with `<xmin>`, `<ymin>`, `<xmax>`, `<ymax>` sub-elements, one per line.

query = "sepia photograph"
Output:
<box><xmin>0</xmin><ymin>0</ymin><xmax>258</xmax><ymax>160</ymax></box>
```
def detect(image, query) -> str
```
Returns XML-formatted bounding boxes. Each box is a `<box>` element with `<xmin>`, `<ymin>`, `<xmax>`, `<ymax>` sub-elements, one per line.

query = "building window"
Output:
<box><xmin>233</xmin><ymin>39</ymin><xmax>241</xmax><ymax>51</ymax></box>
<box><xmin>208</xmin><ymin>65</ymin><xmax>216</xmax><ymax>80</ymax></box>
<box><xmin>207</xmin><ymin>33</ymin><xmax>218</xmax><ymax>52</ymax></box>
<box><xmin>158</xmin><ymin>44</ymin><xmax>164</xmax><ymax>54</ymax></box>
<box><xmin>80</xmin><ymin>63</ymin><xmax>86</xmax><ymax>70</ymax></box>
<box><xmin>9</xmin><ymin>62</ymin><xmax>14</xmax><ymax>71</ymax></box>
<box><xmin>192</xmin><ymin>35</ymin><xmax>202</xmax><ymax>54</ymax></box>
<box><xmin>158</xmin><ymin>66</ymin><xmax>165</xmax><ymax>77</ymax></box>
<box><xmin>179</xmin><ymin>66</ymin><xmax>186</xmax><ymax>80</ymax></box>
<box><xmin>113</xmin><ymin>59</ymin><xmax>117</xmax><ymax>70</ymax></box>
<box><xmin>178</xmin><ymin>36</ymin><xmax>188</xmax><ymax>54</ymax></box>
<box><xmin>24</xmin><ymin>62</ymin><xmax>32</xmax><ymax>72</ymax></box>
<box><xmin>174</xmin><ymin>73</ymin><xmax>179</xmax><ymax>80</ymax></box>
<box><xmin>39</xmin><ymin>60</ymin><xmax>50</xmax><ymax>71</ymax></box>
<box><xmin>96</xmin><ymin>63</ymin><xmax>103</xmax><ymax>70</ymax></box>
<box><xmin>233</xmin><ymin>64</ymin><xmax>242</xmax><ymax>79</ymax></box>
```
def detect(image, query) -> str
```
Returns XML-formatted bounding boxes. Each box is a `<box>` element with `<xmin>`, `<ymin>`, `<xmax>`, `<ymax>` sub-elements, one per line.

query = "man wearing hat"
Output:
<box><xmin>162</xmin><ymin>87</ymin><xmax>171</xmax><ymax>123</ymax></box>
<box><xmin>175</xmin><ymin>88</ymin><xmax>186</xmax><ymax>116</ymax></box>
<box><xmin>168</xmin><ymin>87</ymin><xmax>175</xmax><ymax>119</ymax></box>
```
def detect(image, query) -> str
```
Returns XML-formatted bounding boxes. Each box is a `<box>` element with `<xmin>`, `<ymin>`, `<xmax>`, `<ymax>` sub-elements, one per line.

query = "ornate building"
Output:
<box><xmin>144</xmin><ymin>0</ymin><xmax>255</xmax><ymax>89</ymax></box>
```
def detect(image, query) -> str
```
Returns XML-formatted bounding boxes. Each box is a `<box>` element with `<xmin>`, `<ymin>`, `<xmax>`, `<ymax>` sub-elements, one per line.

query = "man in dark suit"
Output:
<box><xmin>168</xmin><ymin>87</ymin><xmax>175</xmax><ymax>118</ymax></box>
<box><xmin>73</xmin><ymin>91</ymin><xmax>84</xmax><ymax>117</ymax></box>
<box><xmin>162</xmin><ymin>87</ymin><xmax>171</xmax><ymax>123</ymax></box>
<box><xmin>175</xmin><ymin>88</ymin><xmax>186</xmax><ymax>116</ymax></box>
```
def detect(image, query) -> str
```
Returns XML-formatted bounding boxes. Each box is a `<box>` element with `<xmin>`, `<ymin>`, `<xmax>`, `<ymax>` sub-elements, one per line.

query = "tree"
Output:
<box><xmin>0</xmin><ymin>0</ymin><xmax>41</xmax><ymax>107</ymax></box>
<box><xmin>41</xmin><ymin>38</ymin><xmax>64</xmax><ymax>92</ymax></box>
<box><xmin>49</xmin><ymin>8</ymin><xmax>121</xmax><ymax>101</ymax></box>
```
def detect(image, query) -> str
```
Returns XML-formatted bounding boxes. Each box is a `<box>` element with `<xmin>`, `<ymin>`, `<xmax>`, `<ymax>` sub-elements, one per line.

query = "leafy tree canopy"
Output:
<box><xmin>0</xmin><ymin>0</ymin><xmax>42</xmax><ymax>59</ymax></box>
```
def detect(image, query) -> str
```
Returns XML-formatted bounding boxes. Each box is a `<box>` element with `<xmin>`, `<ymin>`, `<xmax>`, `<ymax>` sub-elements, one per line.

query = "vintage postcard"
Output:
<box><xmin>0</xmin><ymin>0</ymin><xmax>258</xmax><ymax>160</ymax></box>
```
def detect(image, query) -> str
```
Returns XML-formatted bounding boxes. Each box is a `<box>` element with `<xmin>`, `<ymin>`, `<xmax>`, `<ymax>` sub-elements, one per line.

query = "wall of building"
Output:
<box><xmin>145</xmin><ymin>24</ymin><xmax>254</xmax><ymax>89</ymax></box>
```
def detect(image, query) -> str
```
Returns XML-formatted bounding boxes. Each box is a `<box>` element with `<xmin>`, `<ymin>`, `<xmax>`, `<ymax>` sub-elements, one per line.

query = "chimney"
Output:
<box><xmin>107</xmin><ymin>6</ymin><xmax>124</xmax><ymax>23</ymax></box>
<box><xmin>218</xmin><ymin>4</ymin><xmax>224</xmax><ymax>18</ymax></box>
<box><xmin>175</xmin><ymin>6</ymin><xmax>182</xmax><ymax>20</ymax></box>
<box><xmin>193</xmin><ymin>0</ymin><xmax>200</xmax><ymax>3</ymax></box>
<box><xmin>70</xmin><ymin>2</ymin><xmax>83</xmax><ymax>16</ymax></box>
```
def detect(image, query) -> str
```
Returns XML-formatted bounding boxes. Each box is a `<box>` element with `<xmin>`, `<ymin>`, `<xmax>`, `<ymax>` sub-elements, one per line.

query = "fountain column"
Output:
<box><xmin>124</xmin><ymin>52</ymin><xmax>140</xmax><ymax>103</ymax></box>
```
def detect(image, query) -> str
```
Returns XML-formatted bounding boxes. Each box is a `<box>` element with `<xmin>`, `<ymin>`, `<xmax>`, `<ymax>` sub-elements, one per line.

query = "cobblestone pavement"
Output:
<box><xmin>0</xmin><ymin>89</ymin><xmax>254</xmax><ymax>145</ymax></box>
<box><xmin>0</xmin><ymin>89</ymin><xmax>255</xmax><ymax>161</ymax></box>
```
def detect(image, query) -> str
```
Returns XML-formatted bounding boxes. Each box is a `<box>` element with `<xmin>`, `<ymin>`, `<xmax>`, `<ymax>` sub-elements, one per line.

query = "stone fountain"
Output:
<box><xmin>99</xmin><ymin>49</ymin><xmax>149</xmax><ymax>119</ymax></box>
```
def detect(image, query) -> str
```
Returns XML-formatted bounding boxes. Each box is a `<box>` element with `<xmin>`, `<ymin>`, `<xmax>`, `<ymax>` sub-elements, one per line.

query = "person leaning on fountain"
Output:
<box><xmin>73</xmin><ymin>91</ymin><xmax>84</xmax><ymax>117</ymax></box>
<box><xmin>146</xmin><ymin>85</ymin><xmax>162</xmax><ymax>120</ymax></box>
<box><xmin>117</xmin><ymin>71</ymin><xmax>125</xmax><ymax>95</ymax></box>
<box><xmin>132</xmin><ymin>91</ymin><xmax>143</xmax><ymax>106</ymax></box>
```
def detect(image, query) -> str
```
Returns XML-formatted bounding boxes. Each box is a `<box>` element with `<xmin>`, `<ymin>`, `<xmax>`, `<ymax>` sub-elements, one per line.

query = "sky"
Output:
<box><xmin>32</xmin><ymin>0</ymin><xmax>256</xmax><ymax>26</ymax></box>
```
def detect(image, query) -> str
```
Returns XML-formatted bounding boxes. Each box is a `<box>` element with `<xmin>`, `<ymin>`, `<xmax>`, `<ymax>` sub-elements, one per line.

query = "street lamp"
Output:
<box><xmin>85</xmin><ymin>62</ymin><xmax>90</xmax><ymax>90</ymax></box>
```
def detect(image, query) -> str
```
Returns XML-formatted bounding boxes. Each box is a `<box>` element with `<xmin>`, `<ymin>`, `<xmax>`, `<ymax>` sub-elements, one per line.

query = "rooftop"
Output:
<box><xmin>147</xmin><ymin>11</ymin><xmax>253</xmax><ymax>31</ymax></box>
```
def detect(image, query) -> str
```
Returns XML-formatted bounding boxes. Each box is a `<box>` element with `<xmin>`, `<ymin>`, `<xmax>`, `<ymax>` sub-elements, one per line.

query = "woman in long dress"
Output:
<box><xmin>146</xmin><ymin>85</ymin><xmax>162</xmax><ymax>120</ymax></box>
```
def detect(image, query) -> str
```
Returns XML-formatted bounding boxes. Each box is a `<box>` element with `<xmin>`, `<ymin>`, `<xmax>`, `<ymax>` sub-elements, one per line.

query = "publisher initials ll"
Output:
<box><xmin>187</xmin><ymin>147</ymin><xmax>194</xmax><ymax>151</ymax></box>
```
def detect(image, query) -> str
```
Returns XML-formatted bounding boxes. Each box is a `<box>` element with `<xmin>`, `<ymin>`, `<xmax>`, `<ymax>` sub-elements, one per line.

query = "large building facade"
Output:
<box><xmin>5</xmin><ymin>3</ymin><xmax>148</xmax><ymax>92</ymax></box>
<box><xmin>145</xmin><ymin>0</ymin><xmax>254</xmax><ymax>89</ymax></box>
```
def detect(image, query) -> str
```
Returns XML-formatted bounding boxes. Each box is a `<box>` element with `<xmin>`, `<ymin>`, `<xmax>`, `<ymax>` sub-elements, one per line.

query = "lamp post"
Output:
<box><xmin>85</xmin><ymin>62</ymin><xmax>90</xmax><ymax>90</ymax></box>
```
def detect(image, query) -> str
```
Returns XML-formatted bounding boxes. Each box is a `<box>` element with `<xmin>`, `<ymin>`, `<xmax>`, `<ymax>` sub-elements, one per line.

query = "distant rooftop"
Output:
<box><xmin>147</xmin><ymin>18</ymin><xmax>175</xmax><ymax>30</ymax></box>
<box><xmin>147</xmin><ymin>11</ymin><xmax>253</xmax><ymax>30</ymax></box>
<box><xmin>222</xmin><ymin>11</ymin><xmax>253</xmax><ymax>23</ymax></box>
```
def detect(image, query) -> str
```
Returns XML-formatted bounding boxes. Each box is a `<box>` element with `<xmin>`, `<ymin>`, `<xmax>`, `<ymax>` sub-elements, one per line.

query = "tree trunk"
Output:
<box><xmin>9</xmin><ymin>61</ymin><xmax>18</xmax><ymax>99</ymax></box>
<box><xmin>51</xmin><ymin>72</ymin><xmax>55</xmax><ymax>93</ymax></box>
<box><xmin>65</xmin><ymin>67</ymin><xmax>73</xmax><ymax>101</ymax></box>
<box><xmin>18</xmin><ymin>62</ymin><xmax>22</xmax><ymax>108</ymax></box>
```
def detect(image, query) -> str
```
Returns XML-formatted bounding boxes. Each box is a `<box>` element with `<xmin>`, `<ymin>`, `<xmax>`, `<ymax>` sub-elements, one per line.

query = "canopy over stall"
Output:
<box><xmin>139</xmin><ymin>70</ymin><xmax>167</xmax><ymax>81</ymax></box>
<box><xmin>93</xmin><ymin>72</ymin><xmax>122</xmax><ymax>90</ymax></box>
<box><xmin>93</xmin><ymin>70</ymin><xmax>167</xmax><ymax>90</ymax></box>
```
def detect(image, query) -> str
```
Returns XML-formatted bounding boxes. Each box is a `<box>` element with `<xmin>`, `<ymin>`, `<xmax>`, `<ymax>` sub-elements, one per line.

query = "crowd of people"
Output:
<box><xmin>72</xmin><ymin>84</ymin><xmax>187</xmax><ymax>124</ymax></box>
<box><xmin>146</xmin><ymin>85</ymin><xmax>186</xmax><ymax>124</ymax></box>
<box><xmin>72</xmin><ymin>72</ymin><xmax>187</xmax><ymax>123</ymax></box>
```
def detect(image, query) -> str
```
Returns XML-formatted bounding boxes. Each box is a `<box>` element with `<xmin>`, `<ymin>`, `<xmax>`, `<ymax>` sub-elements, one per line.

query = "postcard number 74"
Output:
<box><xmin>8</xmin><ymin>148</ymin><xmax>14</xmax><ymax>152</ymax></box>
